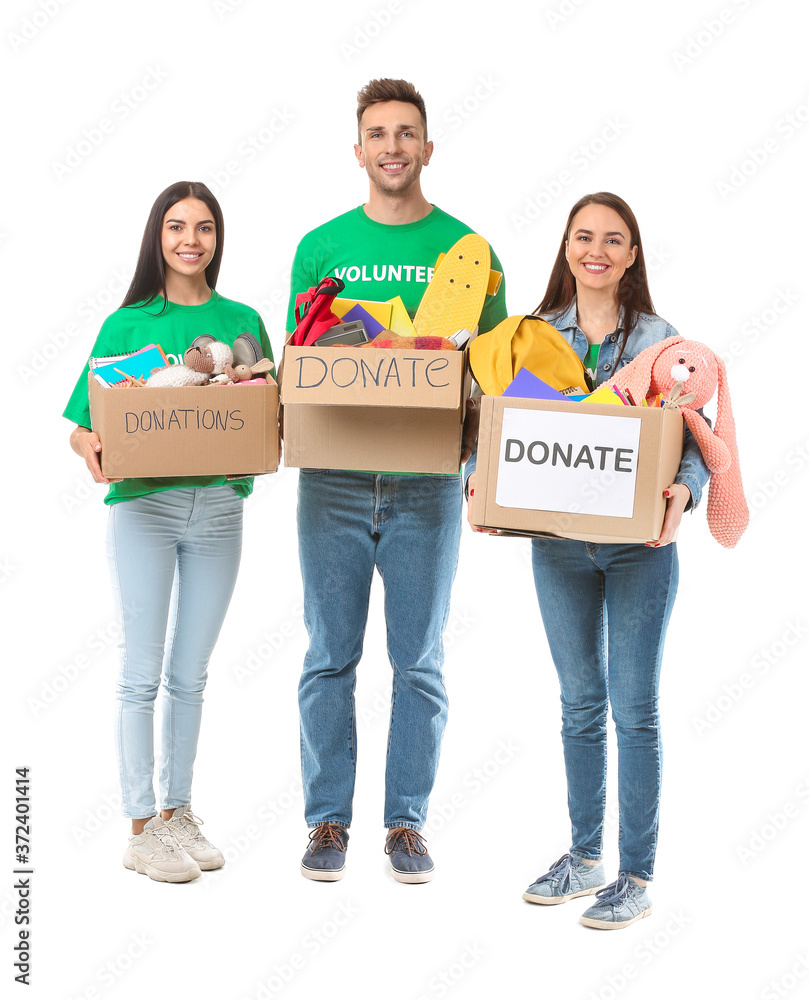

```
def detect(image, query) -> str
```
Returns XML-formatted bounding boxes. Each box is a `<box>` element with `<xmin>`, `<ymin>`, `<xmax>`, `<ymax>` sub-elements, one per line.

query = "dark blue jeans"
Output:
<box><xmin>297</xmin><ymin>469</ymin><xmax>462</xmax><ymax>830</ymax></box>
<box><xmin>531</xmin><ymin>538</ymin><xmax>679</xmax><ymax>881</ymax></box>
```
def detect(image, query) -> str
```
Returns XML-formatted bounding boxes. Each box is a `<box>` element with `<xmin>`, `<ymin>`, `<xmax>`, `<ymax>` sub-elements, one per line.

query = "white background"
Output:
<box><xmin>4</xmin><ymin>0</ymin><xmax>807</xmax><ymax>997</ymax></box>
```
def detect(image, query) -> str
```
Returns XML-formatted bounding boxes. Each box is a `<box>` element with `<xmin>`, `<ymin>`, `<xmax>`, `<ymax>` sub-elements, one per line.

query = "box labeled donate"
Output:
<box><xmin>471</xmin><ymin>396</ymin><xmax>683</xmax><ymax>543</ymax></box>
<box><xmin>88</xmin><ymin>373</ymin><xmax>280</xmax><ymax>478</ymax></box>
<box><xmin>281</xmin><ymin>345</ymin><xmax>470</xmax><ymax>473</ymax></box>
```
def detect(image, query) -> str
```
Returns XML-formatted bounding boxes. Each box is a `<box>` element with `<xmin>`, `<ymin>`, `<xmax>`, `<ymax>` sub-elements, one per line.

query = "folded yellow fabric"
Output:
<box><xmin>469</xmin><ymin>315</ymin><xmax>589</xmax><ymax>396</ymax></box>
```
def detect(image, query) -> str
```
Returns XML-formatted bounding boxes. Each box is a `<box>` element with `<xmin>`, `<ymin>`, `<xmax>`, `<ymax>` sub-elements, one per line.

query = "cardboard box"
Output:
<box><xmin>281</xmin><ymin>345</ymin><xmax>470</xmax><ymax>473</ymax></box>
<box><xmin>88</xmin><ymin>373</ymin><xmax>279</xmax><ymax>478</ymax></box>
<box><xmin>471</xmin><ymin>395</ymin><xmax>683</xmax><ymax>543</ymax></box>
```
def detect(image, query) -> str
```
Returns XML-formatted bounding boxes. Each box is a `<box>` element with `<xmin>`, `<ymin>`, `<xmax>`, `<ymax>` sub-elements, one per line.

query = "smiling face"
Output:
<box><xmin>354</xmin><ymin>100</ymin><xmax>433</xmax><ymax>197</ymax></box>
<box><xmin>161</xmin><ymin>197</ymin><xmax>216</xmax><ymax>281</ymax></box>
<box><xmin>565</xmin><ymin>203</ymin><xmax>637</xmax><ymax>296</ymax></box>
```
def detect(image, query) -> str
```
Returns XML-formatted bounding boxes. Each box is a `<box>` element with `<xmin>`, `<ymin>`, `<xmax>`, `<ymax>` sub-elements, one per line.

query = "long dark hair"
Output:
<box><xmin>121</xmin><ymin>181</ymin><xmax>225</xmax><ymax>310</ymax></box>
<box><xmin>534</xmin><ymin>192</ymin><xmax>655</xmax><ymax>351</ymax></box>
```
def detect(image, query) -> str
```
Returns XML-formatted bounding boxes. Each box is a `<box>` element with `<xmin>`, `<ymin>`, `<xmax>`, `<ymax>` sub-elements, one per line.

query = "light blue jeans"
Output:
<box><xmin>106</xmin><ymin>486</ymin><xmax>243</xmax><ymax>818</ymax></box>
<box><xmin>531</xmin><ymin>538</ymin><xmax>679</xmax><ymax>881</ymax></box>
<box><xmin>297</xmin><ymin>469</ymin><xmax>462</xmax><ymax>830</ymax></box>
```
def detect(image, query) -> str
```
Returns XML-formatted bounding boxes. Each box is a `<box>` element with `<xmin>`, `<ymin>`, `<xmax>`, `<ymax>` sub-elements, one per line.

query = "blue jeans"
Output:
<box><xmin>106</xmin><ymin>486</ymin><xmax>243</xmax><ymax>818</ymax></box>
<box><xmin>531</xmin><ymin>538</ymin><xmax>679</xmax><ymax>881</ymax></box>
<box><xmin>297</xmin><ymin>469</ymin><xmax>462</xmax><ymax>830</ymax></box>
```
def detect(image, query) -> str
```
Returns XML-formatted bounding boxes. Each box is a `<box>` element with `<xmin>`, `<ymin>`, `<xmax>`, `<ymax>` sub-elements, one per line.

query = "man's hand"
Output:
<box><xmin>460</xmin><ymin>396</ymin><xmax>480</xmax><ymax>465</ymax></box>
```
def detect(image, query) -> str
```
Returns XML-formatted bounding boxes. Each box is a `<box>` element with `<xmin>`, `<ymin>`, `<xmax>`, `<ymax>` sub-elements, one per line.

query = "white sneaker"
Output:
<box><xmin>165</xmin><ymin>805</ymin><xmax>225</xmax><ymax>871</ymax></box>
<box><xmin>123</xmin><ymin>817</ymin><xmax>201</xmax><ymax>883</ymax></box>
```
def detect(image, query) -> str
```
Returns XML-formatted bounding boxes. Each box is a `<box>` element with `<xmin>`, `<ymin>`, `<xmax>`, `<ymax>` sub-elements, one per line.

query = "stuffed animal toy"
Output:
<box><xmin>223</xmin><ymin>358</ymin><xmax>275</xmax><ymax>383</ymax></box>
<box><xmin>611</xmin><ymin>336</ymin><xmax>748</xmax><ymax>548</ymax></box>
<box><xmin>146</xmin><ymin>341</ymin><xmax>234</xmax><ymax>387</ymax></box>
<box><xmin>205</xmin><ymin>341</ymin><xmax>235</xmax><ymax>381</ymax></box>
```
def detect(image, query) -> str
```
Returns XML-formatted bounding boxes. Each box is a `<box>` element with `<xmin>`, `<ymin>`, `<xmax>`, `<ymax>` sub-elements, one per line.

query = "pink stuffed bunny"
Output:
<box><xmin>611</xmin><ymin>337</ymin><xmax>749</xmax><ymax>549</ymax></box>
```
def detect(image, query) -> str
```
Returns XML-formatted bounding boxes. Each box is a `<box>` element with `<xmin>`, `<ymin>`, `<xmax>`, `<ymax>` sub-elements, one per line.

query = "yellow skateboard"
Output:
<box><xmin>413</xmin><ymin>234</ymin><xmax>491</xmax><ymax>337</ymax></box>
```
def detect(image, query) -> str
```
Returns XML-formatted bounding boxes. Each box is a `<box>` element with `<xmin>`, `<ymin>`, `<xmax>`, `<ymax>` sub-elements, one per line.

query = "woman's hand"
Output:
<box><xmin>69</xmin><ymin>425</ymin><xmax>118</xmax><ymax>484</ymax></box>
<box><xmin>466</xmin><ymin>473</ymin><xmax>498</xmax><ymax>534</ymax></box>
<box><xmin>648</xmin><ymin>483</ymin><xmax>691</xmax><ymax>547</ymax></box>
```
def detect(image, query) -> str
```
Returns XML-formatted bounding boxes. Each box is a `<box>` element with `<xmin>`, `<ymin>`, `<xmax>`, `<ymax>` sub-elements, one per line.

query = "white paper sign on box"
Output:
<box><xmin>495</xmin><ymin>408</ymin><xmax>642</xmax><ymax>518</ymax></box>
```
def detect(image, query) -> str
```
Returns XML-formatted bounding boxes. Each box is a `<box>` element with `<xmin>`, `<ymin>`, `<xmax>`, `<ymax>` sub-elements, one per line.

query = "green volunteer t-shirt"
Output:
<box><xmin>584</xmin><ymin>343</ymin><xmax>600</xmax><ymax>384</ymax></box>
<box><xmin>285</xmin><ymin>205</ymin><xmax>508</xmax><ymax>475</ymax></box>
<box><xmin>285</xmin><ymin>205</ymin><xmax>507</xmax><ymax>335</ymax></box>
<box><xmin>63</xmin><ymin>290</ymin><xmax>274</xmax><ymax>505</ymax></box>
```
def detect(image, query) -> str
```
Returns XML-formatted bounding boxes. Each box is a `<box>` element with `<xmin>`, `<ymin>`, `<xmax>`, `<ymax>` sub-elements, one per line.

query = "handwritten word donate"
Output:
<box><xmin>292</xmin><ymin>354</ymin><xmax>451</xmax><ymax>390</ymax></box>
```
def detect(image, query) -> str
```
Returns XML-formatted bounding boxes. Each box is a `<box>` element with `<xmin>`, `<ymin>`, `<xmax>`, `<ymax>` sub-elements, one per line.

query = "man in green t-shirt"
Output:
<box><xmin>289</xmin><ymin>79</ymin><xmax>507</xmax><ymax>884</ymax></box>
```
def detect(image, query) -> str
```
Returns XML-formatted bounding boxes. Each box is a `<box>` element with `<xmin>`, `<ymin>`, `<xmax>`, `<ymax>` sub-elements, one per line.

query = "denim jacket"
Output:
<box><xmin>547</xmin><ymin>299</ymin><xmax>710</xmax><ymax>509</ymax></box>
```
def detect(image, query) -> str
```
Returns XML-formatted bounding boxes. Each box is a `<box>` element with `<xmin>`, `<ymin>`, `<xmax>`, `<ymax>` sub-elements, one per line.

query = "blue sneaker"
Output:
<box><xmin>579</xmin><ymin>875</ymin><xmax>652</xmax><ymax>929</ymax></box>
<box><xmin>385</xmin><ymin>827</ymin><xmax>434</xmax><ymax>883</ymax></box>
<box><xmin>523</xmin><ymin>853</ymin><xmax>606</xmax><ymax>905</ymax></box>
<box><xmin>301</xmin><ymin>823</ymin><xmax>349</xmax><ymax>881</ymax></box>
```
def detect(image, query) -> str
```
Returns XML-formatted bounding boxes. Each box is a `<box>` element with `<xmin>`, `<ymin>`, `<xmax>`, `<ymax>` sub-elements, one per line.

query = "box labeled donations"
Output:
<box><xmin>471</xmin><ymin>395</ymin><xmax>684</xmax><ymax>543</ymax></box>
<box><xmin>89</xmin><ymin>373</ymin><xmax>280</xmax><ymax>478</ymax></box>
<box><xmin>281</xmin><ymin>345</ymin><xmax>470</xmax><ymax>474</ymax></box>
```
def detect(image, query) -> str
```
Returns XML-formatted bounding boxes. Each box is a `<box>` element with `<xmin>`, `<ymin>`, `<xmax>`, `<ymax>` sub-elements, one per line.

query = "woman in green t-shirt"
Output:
<box><xmin>66</xmin><ymin>182</ymin><xmax>272</xmax><ymax>883</ymax></box>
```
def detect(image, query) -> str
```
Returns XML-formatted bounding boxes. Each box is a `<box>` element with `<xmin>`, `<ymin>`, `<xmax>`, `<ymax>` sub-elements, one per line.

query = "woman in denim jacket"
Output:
<box><xmin>520</xmin><ymin>193</ymin><xmax>710</xmax><ymax>928</ymax></box>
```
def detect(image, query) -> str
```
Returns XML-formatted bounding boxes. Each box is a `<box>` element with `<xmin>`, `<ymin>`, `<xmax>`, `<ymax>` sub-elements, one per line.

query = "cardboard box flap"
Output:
<box><xmin>281</xmin><ymin>346</ymin><xmax>464</xmax><ymax>410</ymax></box>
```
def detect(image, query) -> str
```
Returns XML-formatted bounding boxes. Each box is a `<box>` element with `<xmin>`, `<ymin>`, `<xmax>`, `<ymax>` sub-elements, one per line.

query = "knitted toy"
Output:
<box><xmin>611</xmin><ymin>336</ymin><xmax>749</xmax><ymax>548</ymax></box>
<box><xmin>146</xmin><ymin>341</ymin><xmax>234</xmax><ymax>387</ymax></box>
